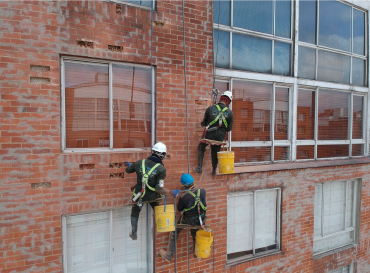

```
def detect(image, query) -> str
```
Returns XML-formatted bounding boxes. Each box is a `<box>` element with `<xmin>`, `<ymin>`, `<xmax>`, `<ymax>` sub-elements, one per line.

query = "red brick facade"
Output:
<box><xmin>1</xmin><ymin>1</ymin><xmax>370</xmax><ymax>272</ymax></box>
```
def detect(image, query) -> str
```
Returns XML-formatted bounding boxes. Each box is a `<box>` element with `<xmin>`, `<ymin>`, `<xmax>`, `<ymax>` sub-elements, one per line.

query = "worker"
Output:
<box><xmin>194</xmin><ymin>91</ymin><xmax>234</xmax><ymax>175</ymax></box>
<box><xmin>125</xmin><ymin>142</ymin><xmax>170</xmax><ymax>240</ymax></box>
<box><xmin>159</xmin><ymin>173</ymin><xmax>207</xmax><ymax>261</ymax></box>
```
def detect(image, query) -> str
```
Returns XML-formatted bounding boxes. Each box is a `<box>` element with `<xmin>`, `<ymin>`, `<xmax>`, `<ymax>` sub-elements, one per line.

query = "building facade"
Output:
<box><xmin>1</xmin><ymin>0</ymin><xmax>370</xmax><ymax>272</ymax></box>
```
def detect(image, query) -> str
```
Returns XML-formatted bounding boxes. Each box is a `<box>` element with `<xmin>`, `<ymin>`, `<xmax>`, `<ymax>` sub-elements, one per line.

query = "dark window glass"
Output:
<box><xmin>317</xmin><ymin>145</ymin><xmax>349</xmax><ymax>158</ymax></box>
<box><xmin>232</xmin><ymin>81</ymin><xmax>272</xmax><ymax>141</ymax></box>
<box><xmin>298</xmin><ymin>46</ymin><xmax>316</xmax><ymax>80</ymax></box>
<box><xmin>213</xmin><ymin>0</ymin><xmax>230</xmax><ymax>26</ymax></box>
<box><xmin>352</xmin><ymin>144</ymin><xmax>364</xmax><ymax>156</ymax></box>
<box><xmin>274</xmin><ymin>42</ymin><xmax>291</xmax><ymax>76</ymax></box>
<box><xmin>65</xmin><ymin>63</ymin><xmax>109</xmax><ymax>149</ymax></box>
<box><xmin>319</xmin><ymin>1</ymin><xmax>351</xmax><ymax>52</ymax></box>
<box><xmin>297</xmin><ymin>89</ymin><xmax>315</xmax><ymax>140</ymax></box>
<box><xmin>299</xmin><ymin>0</ymin><xmax>316</xmax><ymax>44</ymax></box>
<box><xmin>112</xmin><ymin>65</ymin><xmax>151</xmax><ymax>149</ymax></box>
<box><xmin>275</xmin><ymin>0</ymin><xmax>291</xmax><ymax>38</ymax></box>
<box><xmin>296</xmin><ymin>145</ymin><xmax>314</xmax><ymax>160</ymax></box>
<box><xmin>232</xmin><ymin>33</ymin><xmax>272</xmax><ymax>73</ymax></box>
<box><xmin>274</xmin><ymin>146</ymin><xmax>289</xmax><ymax>161</ymax></box>
<box><xmin>275</xmin><ymin>87</ymin><xmax>289</xmax><ymax>140</ymax></box>
<box><xmin>353</xmin><ymin>9</ymin><xmax>365</xmax><ymax>56</ymax></box>
<box><xmin>233</xmin><ymin>1</ymin><xmax>273</xmax><ymax>34</ymax></box>
<box><xmin>352</xmin><ymin>95</ymin><xmax>363</xmax><ymax>139</ymax></box>
<box><xmin>352</xmin><ymin>58</ymin><xmax>366</xmax><ymax>86</ymax></box>
<box><xmin>318</xmin><ymin>90</ymin><xmax>349</xmax><ymax>140</ymax></box>
<box><xmin>122</xmin><ymin>0</ymin><xmax>152</xmax><ymax>7</ymax></box>
<box><xmin>214</xmin><ymin>30</ymin><xmax>230</xmax><ymax>69</ymax></box>
<box><xmin>317</xmin><ymin>51</ymin><xmax>350</xmax><ymax>84</ymax></box>
<box><xmin>233</xmin><ymin>147</ymin><xmax>271</xmax><ymax>163</ymax></box>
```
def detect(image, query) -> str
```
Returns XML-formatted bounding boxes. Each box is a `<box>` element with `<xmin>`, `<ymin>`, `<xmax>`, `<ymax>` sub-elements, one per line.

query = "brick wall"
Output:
<box><xmin>1</xmin><ymin>1</ymin><xmax>370</xmax><ymax>273</ymax></box>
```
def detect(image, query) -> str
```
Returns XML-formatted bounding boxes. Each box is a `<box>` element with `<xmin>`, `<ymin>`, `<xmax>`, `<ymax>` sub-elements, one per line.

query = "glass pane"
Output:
<box><xmin>323</xmin><ymin>181</ymin><xmax>346</xmax><ymax>235</ymax></box>
<box><xmin>318</xmin><ymin>90</ymin><xmax>349</xmax><ymax>140</ymax></box>
<box><xmin>255</xmin><ymin>190</ymin><xmax>278</xmax><ymax>250</ymax></box>
<box><xmin>65</xmin><ymin>62</ymin><xmax>109</xmax><ymax>149</ymax></box>
<box><xmin>232</xmin><ymin>33</ymin><xmax>272</xmax><ymax>73</ymax></box>
<box><xmin>123</xmin><ymin>0</ymin><xmax>152</xmax><ymax>7</ymax></box>
<box><xmin>232</xmin><ymin>81</ymin><xmax>272</xmax><ymax>141</ymax></box>
<box><xmin>274</xmin><ymin>42</ymin><xmax>291</xmax><ymax>76</ymax></box>
<box><xmin>214</xmin><ymin>30</ymin><xmax>230</xmax><ymax>69</ymax></box>
<box><xmin>297</xmin><ymin>145</ymin><xmax>314</xmax><ymax>160</ymax></box>
<box><xmin>297</xmin><ymin>89</ymin><xmax>315</xmax><ymax>140</ymax></box>
<box><xmin>274</xmin><ymin>146</ymin><xmax>289</xmax><ymax>161</ymax></box>
<box><xmin>317</xmin><ymin>51</ymin><xmax>350</xmax><ymax>84</ymax></box>
<box><xmin>353</xmin><ymin>8</ymin><xmax>365</xmax><ymax>55</ymax></box>
<box><xmin>215</xmin><ymin>81</ymin><xmax>229</xmax><ymax>102</ymax></box>
<box><xmin>233</xmin><ymin>147</ymin><xmax>271</xmax><ymax>163</ymax></box>
<box><xmin>299</xmin><ymin>0</ymin><xmax>316</xmax><ymax>44</ymax></box>
<box><xmin>352</xmin><ymin>95</ymin><xmax>363</xmax><ymax>139</ymax></box>
<box><xmin>298</xmin><ymin>46</ymin><xmax>316</xmax><ymax>80</ymax></box>
<box><xmin>275</xmin><ymin>0</ymin><xmax>291</xmax><ymax>38</ymax></box>
<box><xmin>313</xmin><ymin>230</ymin><xmax>354</xmax><ymax>254</ymax></box>
<box><xmin>317</xmin><ymin>145</ymin><xmax>349</xmax><ymax>158</ymax></box>
<box><xmin>352</xmin><ymin>144</ymin><xmax>364</xmax><ymax>157</ymax></box>
<box><xmin>213</xmin><ymin>0</ymin><xmax>230</xmax><ymax>26</ymax></box>
<box><xmin>346</xmin><ymin>181</ymin><xmax>355</xmax><ymax>228</ymax></box>
<box><xmin>352</xmin><ymin>58</ymin><xmax>366</xmax><ymax>86</ymax></box>
<box><xmin>227</xmin><ymin>194</ymin><xmax>253</xmax><ymax>254</ymax></box>
<box><xmin>314</xmin><ymin>184</ymin><xmax>322</xmax><ymax>237</ymax></box>
<box><xmin>112</xmin><ymin>65</ymin><xmax>151</xmax><ymax>149</ymax></box>
<box><xmin>275</xmin><ymin>87</ymin><xmax>289</xmax><ymax>140</ymax></box>
<box><xmin>112</xmin><ymin>206</ymin><xmax>152</xmax><ymax>273</ymax></box>
<box><xmin>67</xmin><ymin>212</ymin><xmax>110</xmax><ymax>273</ymax></box>
<box><xmin>319</xmin><ymin>0</ymin><xmax>351</xmax><ymax>52</ymax></box>
<box><xmin>233</xmin><ymin>1</ymin><xmax>273</xmax><ymax>34</ymax></box>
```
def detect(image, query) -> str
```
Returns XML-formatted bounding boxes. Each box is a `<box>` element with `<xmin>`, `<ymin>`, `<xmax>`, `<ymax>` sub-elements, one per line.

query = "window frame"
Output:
<box><xmin>329</xmin><ymin>263</ymin><xmax>354</xmax><ymax>273</ymax></box>
<box><xmin>226</xmin><ymin>188</ymin><xmax>282</xmax><ymax>265</ymax></box>
<box><xmin>61</xmin><ymin>57</ymin><xmax>156</xmax><ymax>153</ymax></box>
<box><xmin>105</xmin><ymin>0</ymin><xmax>155</xmax><ymax>10</ymax></box>
<box><xmin>313</xmin><ymin>179</ymin><xmax>361</xmax><ymax>256</ymax></box>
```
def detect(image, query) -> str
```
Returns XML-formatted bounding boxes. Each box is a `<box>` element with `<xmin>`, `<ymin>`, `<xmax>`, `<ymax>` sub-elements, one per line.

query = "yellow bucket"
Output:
<box><xmin>194</xmin><ymin>230</ymin><xmax>213</xmax><ymax>258</ymax></box>
<box><xmin>217</xmin><ymin>151</ymin><xmax>234</xmax><ymax>174</ymax></box>
<box><xmin>154</xmin><ymin>205</ymin><xmax>175</xmax><ymax>232</ymax></box>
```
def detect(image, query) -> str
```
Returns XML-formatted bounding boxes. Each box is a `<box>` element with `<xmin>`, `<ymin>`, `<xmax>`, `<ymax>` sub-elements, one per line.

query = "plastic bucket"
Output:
<box><xmin>154</xmin><ymin>205</ymin><xmax>175</xmax><ymax>232</ymax></box>
<box><xmin>217</xmin><ymin>151</ymin><xmax>234</xmax><ymax>174</ymax></box>
<box><xmin>194</xmin><ymin>230</ymin><xmax>213</xmax><ymax>258</ymax></box>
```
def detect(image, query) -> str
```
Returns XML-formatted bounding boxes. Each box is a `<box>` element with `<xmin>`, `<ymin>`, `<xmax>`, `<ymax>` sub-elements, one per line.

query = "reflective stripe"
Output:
<box><xmin>208</xmin><ymin>104</ymin><xmax>228</xmax><ymax>128</ymax></box>
<box><xmin>140</xmin><ymin>160</ymin><xmax>160</xmax><ymax>198</ymax></box>
<box><xmin>184</xmin><ymin>189</ymin><xmax>207</xmax><ymax>212</ymax></box>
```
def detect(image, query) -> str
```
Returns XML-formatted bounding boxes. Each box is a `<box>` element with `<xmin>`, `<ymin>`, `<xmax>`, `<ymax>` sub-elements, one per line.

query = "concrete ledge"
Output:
<box><xmin>220</xmin><ymin>157</ymin><xmax>370</xmax><ymax>175</ymax></box>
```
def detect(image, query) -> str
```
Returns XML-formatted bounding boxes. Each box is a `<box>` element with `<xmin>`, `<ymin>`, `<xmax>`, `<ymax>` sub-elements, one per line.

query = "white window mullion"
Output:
<box><xmin>109</xmin><ymin>63</ymin><xmax>113</xmax><ymax>150</ymax></box>
<box><xmin>109</xmin><ymin>210</ymin><xmax>113</xmax><ymax>273</ymax></box>
<box><xmin>252</xmin><ymin>192</ymin><xmax>256</xmax><ymax>256</ymax></box>
<box><xmin>352</xmin><ymin>181</ymin><xmax>357</xmax><ymax>228</ymax></box>
<box><xmin>272</xmin><ymin>40</ymin><xmax>275</xmax><ymax>74</ymax></box>
<box><xmin>344</xmin><ymin>181</ymin><xmax>348</xmax><ymax>230</ymax></box>
<box><xmin>314</xmin><ymin>88</ymin><xmax>319</xmax><ymax>159</ymax></box>
<box><xmin>61</xmin><ymin>60</ymin><xmax>66</xmax><ymax>152</ymax></box>
<box><xmin>229</xmin><ymin>32</ymin><xmax>232</xmax><ymax>69</ymax></box>
<box><xmin>321</xmin><ymin>183</ymin><xmax>325</xmax><ymax>237</ymax></box>
<box><xmin>271</xmin><ymin>83</ymin><xmax>276</xmax><ymax>162</ymax></box>
<box><xmin>291</xmin><ymin>82</ymin><xmax>297</xmax><ymax>161</ymax></box>
<box><xmin>276</xmin><ymin>188</ymin><xmax>281</xmax><ymax>249</ymax></box>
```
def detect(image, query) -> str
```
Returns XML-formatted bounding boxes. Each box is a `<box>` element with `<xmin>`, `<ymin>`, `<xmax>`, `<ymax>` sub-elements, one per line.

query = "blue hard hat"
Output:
<box><xmin>180</xmin><ymin>173</ymin><xmax>194</xmax><ymax>186</ymax></box>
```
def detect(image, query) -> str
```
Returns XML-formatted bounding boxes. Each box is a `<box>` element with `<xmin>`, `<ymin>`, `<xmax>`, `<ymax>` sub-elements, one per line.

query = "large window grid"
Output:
<box><xmin>329</xmin><ymin>264</ymin><xmax>354</xmax><ymax>273</ymax></box>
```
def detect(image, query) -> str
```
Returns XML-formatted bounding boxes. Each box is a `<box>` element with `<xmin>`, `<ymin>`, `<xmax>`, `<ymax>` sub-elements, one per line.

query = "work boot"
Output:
<box><xmin>129</xmin><ymin>216</ymin><xmax>139</xmax><ymax>240</ymax></box>
<box><xmin>194</xmin><ymin>145</ymin><xmax>205</xmax><ymax>174</ymax></box>
<box><xmin>159</xmin><ymin>249</ymin><xmax>171</xmax><ymax>262</ymax></box>
<box><xmin>212</xmin><ymin>168</ymin><xmax>217</xmax><ymax>176</ymax></box>
<box><xmin>193</xmin><ymin>166</ymin><xmax>202</xmax><ymax>174</ymax></box>
<box><xmin>193</xmin><ymin>237</ymin><xmax>198</xmax><ymax>259</ymax></box>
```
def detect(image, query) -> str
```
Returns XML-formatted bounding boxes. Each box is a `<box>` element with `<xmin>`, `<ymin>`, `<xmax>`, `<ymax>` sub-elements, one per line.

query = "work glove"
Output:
<box><xmin>158</xmin><ymin>187</ymin><xmax>170</xmax><ymax>196</ymax></box>
<box><xmin>172</xmin><ymin>190</ymin><xmax>180</xmax><ymax>198</ymax></box>
<box><xmin>124</xmin><ymin>162</ymin><xmax>132</xmax><ymax>166</ymax></box>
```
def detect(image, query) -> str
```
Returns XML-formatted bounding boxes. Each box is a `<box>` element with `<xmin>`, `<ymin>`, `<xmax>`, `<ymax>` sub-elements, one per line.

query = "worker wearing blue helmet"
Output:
<box><xmin>159</xmin><ymin>173</ymin><xmax>207</xmax><ymax>262</ymax></box>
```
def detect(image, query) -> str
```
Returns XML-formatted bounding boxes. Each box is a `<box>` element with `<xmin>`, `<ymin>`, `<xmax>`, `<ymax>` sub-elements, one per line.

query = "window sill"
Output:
<box><xmin>217</xmin><ymin>157</ymin><xmax>370</xmax><ymax>175</ymax></box>
<box><xmin>313</xmin><ymin>244</ymin><xmax>357</xmax><ymax>260</ymax></box>
<box><xmin>62</xmin><ymin>148</ymin><xmax>151</xmax><ymax>154</ymax></box>
<box><xmin>226</xmin><ymin>250</ymin><xmax>281</xmax><ymax>268</ymax></box>
<box><xmin>105</xmin><ymin>0</ymin><xmax>153</xmax><ymax>10</ymax></box>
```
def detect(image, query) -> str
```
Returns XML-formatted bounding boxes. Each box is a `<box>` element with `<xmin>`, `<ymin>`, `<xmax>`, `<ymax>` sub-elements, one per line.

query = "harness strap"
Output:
<box><xmin>138</xmin><ymin>159</ymin><xmax>160</xmax><ymax>198</ymax></box>
<box><xmin>207</xmin><ymin>104</ymin><xmax>228</xmax><ymax>129</ymax></box>
<box><xmin>184</xmin><ymin>189</ymin><xmax>207</xmax><ymax>212</ymax></box>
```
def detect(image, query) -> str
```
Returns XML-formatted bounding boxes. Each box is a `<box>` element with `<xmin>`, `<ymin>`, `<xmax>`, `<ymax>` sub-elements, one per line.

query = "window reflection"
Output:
<box><xmin>298</xmin><ymin>46</ymin><xmax>315</xmax><ymax>80</ymax></box>
<box><xmin>299</xmin><ymin>0</ymin><xmax>316</xmax><ymax>44</ymax></box>
<box><xmin>213</xmin><ymin>0</ymin><xmax>230</xmax><ymax>26</ymax></box>
<box><xmin>352</xmin><ymin>96</ymin><xmax>363</xmax><ymax>139</ymax></box>
<box><xmin>297</xmin><ymin>90</ymin><xmax>315</xmax><ymax>140</ymax></box>
<box><xmin>233</xmin><ymin>147</ymin><xmax>271</xmax><ymax>163</ymax></box>
<box><xmin>317</xmin><ymin>51</ymin><xmax>350</xmax><ymax>84</ymax></box>
<box><xmin>317</xmin><ymin>145</ymin><xmax>349</xmax><ymax>158</ymax></box>
<box><xmin>297</xmin><ymin>145</ymin><xmax>314</xmax><ymax>160</ymax></box>
<box><xmin>353</xmin><ymin>9</ymin><xmax>365</xmax><ymax>55</ymax></box>
<box><xmin>214</xmin><ymin>30</ymin><xmax>230</xmax><ymax>69</ymax></box>
<box><xmin>275</xmin><ymin>88</ymin><xmax>289</xmax><ymax>140</ymax></box>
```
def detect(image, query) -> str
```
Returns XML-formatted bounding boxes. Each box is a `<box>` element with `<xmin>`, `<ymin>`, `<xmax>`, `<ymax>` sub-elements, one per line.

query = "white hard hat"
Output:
<box><xmin>152</xmin><ymin>142</ymin><xmax>167</xmax><ymax>153</ymax></box>
<box><xmin>221</xmin><ymin>91</ymin><xmax>233</xmax><ymax>102</ymax></box>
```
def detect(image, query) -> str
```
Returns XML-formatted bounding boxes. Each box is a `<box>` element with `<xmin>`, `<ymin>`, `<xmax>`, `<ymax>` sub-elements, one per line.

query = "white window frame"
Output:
<box><xmin>105</xmin><ymin>0</ymin><xmax>155</xmax><ymax>10</ymax></box>
<box><xmin>61</xmin><ymin>57</ymin><xmax>156</xmax><ymax>153</ymax></box>
<box><xmin>62</xmin><ymin>206</ymin><xmax>154</xmax><ymax>273</ymax></box>
<box><xmin>313</xmin><ymin>180</ymin><xmax>361</xmax><ymax>256</ymax></box>
<box><xmin>329</xmin><ymin>263</ymin><xmax>354</xmax><ymax>273</ymax></box>
<box><xmin>227</xmin><ymin>188</ymin><xmax>282</xmax><ymax>263</ymax></box>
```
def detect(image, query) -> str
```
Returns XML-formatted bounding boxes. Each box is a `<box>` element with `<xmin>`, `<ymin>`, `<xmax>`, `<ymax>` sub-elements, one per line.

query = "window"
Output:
<box><xmin>63</xmin><ymin>206</ymin><xmax>153</xmax><ymax>273</ymax></box>
<box><xmin>61</xmin><ymin>58</ymin><xmax>153</xmax><ymax>152</ymax></box>
<box><xmin>314</xmin><ymin>180</ymin><xmax>360</xmax><ymax>255</ymax></box>
<box><xmin>227</xmin><ymin>189</ymin><xmax>281</xmax><ymax>262</ymax></box>
<box><xmin>298</xmin><ymin>1</ymin><xmax>367</xmax><ymax>86</ymax></box>
<box><xmin>214</xmin><ymin>0</ymin><xmax>292</xmax><ymax>76</ymax></box>
<box><xmin>116</xmin><ymin>0</ymin><xmax>153</xmax><ymax>8</ymax></box>
<box><xmin>329</xmin><ymin>264</ymin><xmax>354</xmax><ymax>273</ymax></box>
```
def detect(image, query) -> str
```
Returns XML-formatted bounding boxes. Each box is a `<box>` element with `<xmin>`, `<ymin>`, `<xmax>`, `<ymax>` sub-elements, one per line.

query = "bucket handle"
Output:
<box><xmin>164</xmin><ymin>196</ymin><xmax>167</xmax><ymax>212</ymax></box>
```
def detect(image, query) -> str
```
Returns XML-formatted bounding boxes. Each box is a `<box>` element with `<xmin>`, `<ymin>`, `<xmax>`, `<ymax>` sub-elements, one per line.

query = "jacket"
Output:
<box><xmin>177</xmin><ymin>188</ymin><xmax>207</xmax><ymax>215</ymax></box>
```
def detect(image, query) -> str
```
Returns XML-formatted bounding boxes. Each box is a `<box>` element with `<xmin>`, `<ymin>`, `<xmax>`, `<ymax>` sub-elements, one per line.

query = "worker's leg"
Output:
<box><xmin>190</xmin><ymin>228</ymin><xmax>198</xmax><ymax>258</ymax></box>
<box><xmin>194</xmin><ymin>143</ymin><xmax>208</xmax><ymax>174</ymax></box>
<box><xmin>211</xmin><ymin>145</ymin><xmax>221</xmax><ymax>175</ymax></box>
<box><xmin>159</xmin><ymin>220</ymin><xmax>184</xmax><ymax>262</ymax></box>
<box><xmin>130</xmin><ymin>204</ymin><xmax>141</xmax><ymax>240</ymax></box>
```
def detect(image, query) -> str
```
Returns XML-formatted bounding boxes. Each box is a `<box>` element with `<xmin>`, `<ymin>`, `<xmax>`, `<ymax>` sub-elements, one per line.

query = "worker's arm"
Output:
<box><xmin>125</xmin><ymin>161</ymin><xmax>136</xmax><ymax>173</ymax></box>
<box><xmin>200</xmin><ymin>107</ymin><xmax>210</xmax><ymax>127</ymax></box>
<box><xmin>155</xmin><ymin>168</ymin><xmax>170</xmax><ymax>195</ymax></box>
<box><xmin>226</xmin><ymin>111</ymin><xmax>233</xmax><ymax>132</ymax></box>
<box><xmin>202</xmin><ymin>189</ymin><xmax>207</xmax><ymax>207</ymax></box>
<box><xmin>177</xmin><ymin>195</ymin><xmax>185</xmax><ymax>212</ymax></box>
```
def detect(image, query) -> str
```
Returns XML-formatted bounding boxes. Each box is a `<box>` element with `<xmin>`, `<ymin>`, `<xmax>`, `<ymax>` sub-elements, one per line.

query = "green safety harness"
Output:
<box><xmin>183</xmin><ymin>189</ymin><xmax>207</xmax><ymax>227</ymax></box>
<box><xmin>132</xmin><ymin>160</ymin><xmax>160</xmax><ymax>204</ymax></box>
<box><xmin>206</xmin><ymin>104</ymin><xmax>228</xmax><ymax>132</ymax></box>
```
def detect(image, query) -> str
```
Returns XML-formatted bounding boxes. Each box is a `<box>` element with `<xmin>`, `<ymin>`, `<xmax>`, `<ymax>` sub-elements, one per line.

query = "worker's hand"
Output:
<box><xmin>158</xmin><ymin>187</ymin><xmax>170</xmax><ymax>196</ymax></box>
<box><xmin>172</xmin><ymin>190</ymin><xmax>180</xmax><ymax>198</ymax></box>
<box><xmin>124</xmin><ymin>162</ymin><xmax>132</xmax><ymax>166</ymax></box>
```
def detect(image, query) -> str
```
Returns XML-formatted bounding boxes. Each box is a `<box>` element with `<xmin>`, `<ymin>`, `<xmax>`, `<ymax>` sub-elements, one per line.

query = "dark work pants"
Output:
<box><xmin>198</xmin><ymin>142</ymin><xmax>221</xmax><ymax>171</ymax></box>
<box><xmin>131</xmin><ymin>193</ymin><xmax>160</xmax><ymax>218</ymax></box>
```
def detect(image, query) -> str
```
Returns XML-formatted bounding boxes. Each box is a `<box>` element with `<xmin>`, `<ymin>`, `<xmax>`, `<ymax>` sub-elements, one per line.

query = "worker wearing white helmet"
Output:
<box><xmin>194</xmin><ymin>91</ymin><xmax>234</xmax><ymax>175</ymax></box>
<box><xmin>125</xmin><ymin>142</ymin><xmax>170</xmax><ymax>240</ymax></box>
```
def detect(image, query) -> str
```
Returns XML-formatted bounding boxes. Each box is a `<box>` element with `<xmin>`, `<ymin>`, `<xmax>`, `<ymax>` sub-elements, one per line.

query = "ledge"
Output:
<box><xmin>219</xmin><ymin>157</ymin><xmax>370</xmax><ymax>175</ymax></box>
<box><xmin>226</xmin><ymin>250</ymin><xmax>281</xmax><ymax>268</ymax></box>
<box><xmin>313</xmin><ymin>244</ymin><xmax>357</xmax><ymax>260</ymax></box>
